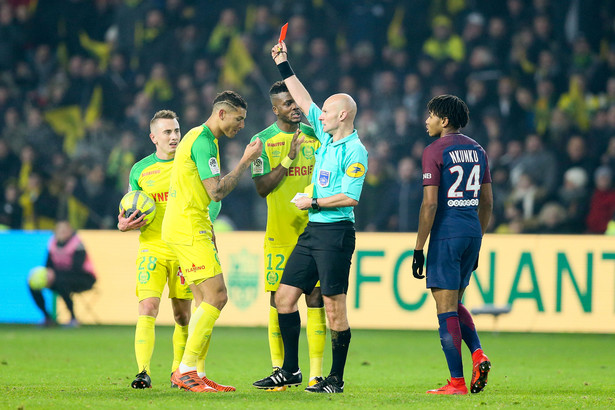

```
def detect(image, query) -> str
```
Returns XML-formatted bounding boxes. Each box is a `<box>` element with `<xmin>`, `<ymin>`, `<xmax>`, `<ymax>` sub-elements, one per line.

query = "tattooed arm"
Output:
<box><xmin>202</xmin><ymin>139</ymin><xmax>263</xmax><ymax>201</ymax></box>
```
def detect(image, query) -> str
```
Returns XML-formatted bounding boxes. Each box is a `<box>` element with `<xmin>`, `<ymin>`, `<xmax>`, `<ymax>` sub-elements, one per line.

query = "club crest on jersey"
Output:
<box><xmin>253</xmin><ymin>157</ymin><xmax>264</xmax><ymax>174</ymax></box>
<box><xmin>302</xmin><ymin>145</ymin><xmax>314</xmax><ymax>159</ymax></box>
<box><xmin>318</xmin><ymin>170</ymin><xmax>330</xmax><ymax>187</ymax></box>
<box><xmin>346</xmin><ymin>162</ymin><xmax>365</xmax><ymax>178</ymax></box>
<box><xmin>209</xmin><ymin>157</ymin><xmax>220</xmax><ymax>174</ymax></box>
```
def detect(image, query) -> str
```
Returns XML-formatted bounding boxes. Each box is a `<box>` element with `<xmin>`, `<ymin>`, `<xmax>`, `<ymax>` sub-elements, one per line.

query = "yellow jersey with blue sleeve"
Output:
<box><xmin>251</xmin><ymin>122</ymin><xmax>320</xmax><ymax>246</ymax></box>
<box><xmin>129</xmin><ymin>153</ymin><xmax>175</xmax><ymax>260</ymax></box>
<box><xmin>162</xmin><ymin>124</ymin><xmax>220</xmax><ymax>245</ymax></box>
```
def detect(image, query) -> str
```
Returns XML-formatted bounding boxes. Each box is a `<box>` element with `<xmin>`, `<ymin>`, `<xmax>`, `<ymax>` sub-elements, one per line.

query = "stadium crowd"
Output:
<box><xmin>1</xmin><ymin>0</ymin><xmax>615</xmax><ymax>234</ymax></box>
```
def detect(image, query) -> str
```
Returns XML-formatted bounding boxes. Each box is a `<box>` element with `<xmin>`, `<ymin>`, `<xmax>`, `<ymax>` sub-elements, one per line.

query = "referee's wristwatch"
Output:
<box><xmin>311</xmin><ymin>197</ymin><xmax>321</xmax><ymax>211</ymax></box>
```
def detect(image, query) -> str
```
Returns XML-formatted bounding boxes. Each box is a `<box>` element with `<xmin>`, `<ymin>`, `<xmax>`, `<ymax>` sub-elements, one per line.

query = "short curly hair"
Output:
<box><xmin>427</xmin><ymin>94</ymin><xmax>469</xmax><ymax>129</ymax></box>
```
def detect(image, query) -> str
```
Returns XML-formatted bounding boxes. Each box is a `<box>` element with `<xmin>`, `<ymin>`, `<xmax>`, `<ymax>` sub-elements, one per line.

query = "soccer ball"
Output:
<box><xmin>28</xmin><ymin>266</ymin><xmax>49</xmax><ymax>290</ymax></box>
<box><xmin>119</xmin><ymin>190</ymin><xmax>157</xmax><ymax>225</ymax></box>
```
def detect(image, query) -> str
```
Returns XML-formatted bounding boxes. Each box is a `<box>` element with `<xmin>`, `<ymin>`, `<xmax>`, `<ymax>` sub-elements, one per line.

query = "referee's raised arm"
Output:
<box><xmin>271</xmin><ymin>41</ymin><xmax>313</xmax><ymax>114</ymax></box>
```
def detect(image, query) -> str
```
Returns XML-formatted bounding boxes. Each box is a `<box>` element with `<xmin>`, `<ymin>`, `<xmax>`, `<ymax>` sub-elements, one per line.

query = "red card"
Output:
<box><xmin>278</xmin><ymin>22</ymin><xmax>288</xmax><ymax>43</ymax></box>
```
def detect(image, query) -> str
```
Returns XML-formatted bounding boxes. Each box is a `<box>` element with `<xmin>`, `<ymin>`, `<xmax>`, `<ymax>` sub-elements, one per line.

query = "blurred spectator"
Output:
<box><xmin>138</xmin><ymin>9</ymin><xmax>175</xmax><ymax>74</ymax></box>
<box><xmin>589</xmin><ymin>46</ymin><xmax>615</xmax><ymax>93</ymax></box>
<box><xmin>557</xmin><ymin>73</ymin><xmax>597</xmax><ymax>133</ymax></box>
<box><xmin>507</xmin><ymin>172</ymin><xmax>546</xmax><ymax>223</ymax></box>
<box><xmin>510</xmin><ymin>134</ymin><xmax>558</xmax><ymax>195</ymax></box>
<box><xmin>586</xmin><ymin>166</ymin><xmax>615</xmax><ymax>234</ymax></box>
<box><xmin>423</xmin><ymin>15</ymin><xmax>465</xmax><ymax>62</ymax></box>
<box><xmin>525</xmin><ymin>202</ymin><xmax>568</xmax><ymax>234</ymax></box>
<box><xmin>19</xmin><ymin>171</ymin><xmax>58</xmax><ymax>230</ymax></box>
<box><xmin>355</xmin><ymin>153</ymin><xmax>395</xmax><ymax>231</ymax></box>
<box><xmin>557</xmin><ymin>167</ymin><xmax>590</xmax><ymax>233</ymax></box>
<box><xmin>71</xmin><ymin>164</ymin><xmax>119</xmax><ymax>229</ymax></box>
<box><xmin>0</xmin><ymin>138</ymin><xmax>20</xmax><ymax>188</ymax></box>
<box><xmin>217</xmin><ymin>140</ymin><xmax>258</xmax><ymax>230</ymax></box>
<box><xmin>375</xmin><ymin>157</ymin><xmax>423</xmax><ymax>232</ymax></box>
<box><xmin>485</xmin><ymin>16</ymin><xmax>510</xmax><ymax>69</ymax></box>
<box><xmin>462</xmin><ymin>12</ymin><xmax>486</xmax><ymax>51</ymax></box>
<box><xmin>494</xmin><ymin>76</ymin><xmax>525</xmax><ymax>140</ymax></box>
<box><xmin>107</xmin><ymin>131</ymin><xmax>137</xmax><ymax>192</ymax></box>
<box><xmin>559</xmin><ymin>135</ymin><xmax>596</xmax><ymax>180</ymax></box>
<box><xmin>0</xmin><ymin>182</ymin><xmax>23</xmax><ymax>229</ymax></box>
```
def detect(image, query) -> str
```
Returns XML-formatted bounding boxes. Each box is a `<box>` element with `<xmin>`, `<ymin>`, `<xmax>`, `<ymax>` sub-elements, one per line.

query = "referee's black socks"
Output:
<box><xmin>330</xmin><ymin>328</ymin><xmax>351</xmax><ymax>380</ymax></box>
<box><xmin>279</xmin><ymin>311</ymin><xmax>301</xmax><ymax>373</ymax></box>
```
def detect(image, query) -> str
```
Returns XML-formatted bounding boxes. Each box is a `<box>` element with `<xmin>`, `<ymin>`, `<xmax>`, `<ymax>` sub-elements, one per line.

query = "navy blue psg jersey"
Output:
<box><xmin>422</xmin><ymin>133</ymin><xmax>491</xmax><ymax>240</ymax></box>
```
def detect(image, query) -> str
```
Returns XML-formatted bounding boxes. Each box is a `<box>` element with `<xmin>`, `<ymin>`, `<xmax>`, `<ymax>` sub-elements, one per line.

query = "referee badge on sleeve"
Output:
<box><xmin>346</xmin><ymin>162</ymin><xmax>366</xmax><ymax>178</ymax></box>
<box><xmin>318</xmin><ymin>170</ymin><xmax>330</xmax><ymax>187</ymax></box>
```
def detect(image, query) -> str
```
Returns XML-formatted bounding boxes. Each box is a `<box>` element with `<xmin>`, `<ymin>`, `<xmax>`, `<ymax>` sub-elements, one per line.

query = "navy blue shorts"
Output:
<box><xmin>425</xmin><ymin>237</ymin><xmax>481</xmax><ymax>290</ymax></box>
<box><xmin>281</xmin><ymin>221</ymin><xmax>355</xmax><ymax>296</ymax></box>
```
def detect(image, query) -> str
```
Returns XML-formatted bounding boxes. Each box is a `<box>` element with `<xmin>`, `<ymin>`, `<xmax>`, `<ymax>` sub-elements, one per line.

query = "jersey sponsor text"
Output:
<box><xmin>286</xmin><ymin>165</ymin><xmax>314</xmax><ymax>176</ymax></box>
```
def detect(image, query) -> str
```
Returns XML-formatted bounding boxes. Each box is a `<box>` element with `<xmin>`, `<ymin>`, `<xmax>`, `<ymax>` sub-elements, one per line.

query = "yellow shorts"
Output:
<box><xmin>136</xmin><ymin>255</ymin><xmax>192</xmax><ymax>301</ymax></box>
<box><xmin>264</xmin><ymin>243</ymin><xmax>318</xmax><ymax>292</ymax></box>
<box><xmin>167</xmin><ymin>239</ymin><xmax>222</xmax><ymax>285</ymax></box>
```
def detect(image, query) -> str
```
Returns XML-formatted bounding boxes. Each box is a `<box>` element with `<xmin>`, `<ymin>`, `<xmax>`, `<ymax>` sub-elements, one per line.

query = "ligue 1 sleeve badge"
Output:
<box><xmin>318</xmin><ymin>169</ymin><xmax>330</xmax><ymax>187</ymax></box>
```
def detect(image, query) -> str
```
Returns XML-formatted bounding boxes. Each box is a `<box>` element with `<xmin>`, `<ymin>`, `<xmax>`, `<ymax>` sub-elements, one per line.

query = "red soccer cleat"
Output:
<box><xmin>427</xmin><ymin>377</ymin><xmax>468</xmax><ymax>395</ymax></box>
<box><xmin>171</xmin><ymin>369</ymin><xmax>217</xmax><ymax>393</ymax></box>
<box><xmin>471</xmin><ymin>349</ymin><xmax>491</xmax><ymax>394</ymax></box>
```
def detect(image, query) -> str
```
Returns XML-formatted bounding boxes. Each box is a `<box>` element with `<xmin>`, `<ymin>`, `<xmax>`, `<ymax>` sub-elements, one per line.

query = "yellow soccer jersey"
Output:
<box><xmin>129</xmin><ymin>153</ymin><xmax>175</xmax><ymax>260</ymax></box>
<box><xmin>251</xmin><ymin>122</ymin><xmax>320</xmax><ymax>246</ymax></box>
<box><xmin>162</xmin><ymin>124</ymin><xmax>220</xmax><ymax>245</ymax></box>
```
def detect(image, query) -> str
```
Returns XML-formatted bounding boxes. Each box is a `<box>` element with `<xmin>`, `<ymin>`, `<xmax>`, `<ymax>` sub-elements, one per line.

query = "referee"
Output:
<box><xmin>253</xmin><ymin>40</ymin><xmax>368</xmax><ymax>394</ymax></box>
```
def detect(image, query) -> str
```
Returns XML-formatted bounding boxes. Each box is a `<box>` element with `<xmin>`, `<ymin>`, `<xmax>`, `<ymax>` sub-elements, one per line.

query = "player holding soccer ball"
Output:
<box><xmin>250</xmin><ymin>81</ymin><xmax>326</xmax><ymax>390</ymax></box>
<box><xmin>117</xmin><ymin>110</ymin><xmax>221</xmax><ymax>390</ymax></box>
<box><xmin>412</xmin><ymin>95</ymin><xmax>493</xmax><ymax>395</ymax></box>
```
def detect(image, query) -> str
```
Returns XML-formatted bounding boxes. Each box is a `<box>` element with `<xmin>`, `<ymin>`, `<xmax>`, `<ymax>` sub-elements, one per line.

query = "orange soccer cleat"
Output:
<box><xmin>202</xmin><ymin>376</ymin><xmax>236</xmax><ymax>392</ymax></box>
<box><xmin>471</xmin><ymin>349</ymin><xmax>491</xmax><ymax>393</ymax></box>
<box><xmin>171</xmin><ymin>369</ymin><xmax>217</xmax><ymax>393</ymax></box>
<box><xmin>427</xmin><ymin>377</ymin><xmax>468</xmax><ymax>395</ymax></box>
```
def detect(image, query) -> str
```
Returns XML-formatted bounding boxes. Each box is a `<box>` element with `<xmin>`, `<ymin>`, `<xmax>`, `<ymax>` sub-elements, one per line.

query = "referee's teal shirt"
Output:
<box><xmin>306</xmin><ymin>103</ymin><xmax>368</xmax><ymax>223</ymax></box>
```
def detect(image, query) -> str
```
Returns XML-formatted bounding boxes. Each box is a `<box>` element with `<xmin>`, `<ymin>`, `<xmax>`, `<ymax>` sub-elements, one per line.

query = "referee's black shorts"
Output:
<box><xmin>281</xmin><ymin>221</ymin><xmax>355</xmax><ymax>296</ymax></box>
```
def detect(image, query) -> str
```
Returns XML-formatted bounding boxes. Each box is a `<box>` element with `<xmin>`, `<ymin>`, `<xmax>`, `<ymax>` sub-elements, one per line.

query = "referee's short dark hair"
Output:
<box><xmin>213</xmin><ymin>90</ymin><xmax>247</xmax><ymax>111</ymax></box>
<box><xmin>427</xmin><ymin>94</ymin><xmax>469</xmax><ymax>129</ymax></box>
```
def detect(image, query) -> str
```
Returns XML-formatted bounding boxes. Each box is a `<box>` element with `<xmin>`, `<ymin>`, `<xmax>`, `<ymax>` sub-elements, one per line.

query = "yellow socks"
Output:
<box><xmin>172</xmin><ymin>323</ymin><xmax>189</xmax><ymax>372</ymax></box>
<box><xmin>180</xmin><ymin>303</ymin><xmax>220</xmax><ymax>370</ymax></box>
<box><xmin>268</xmin><ymin>306</ymin><xmax>284</xmax><ymax>368</ymax></box>
<box><xmin>307</xmin><ymin>307</ymin><xmax>326</xmax><ymax>379</ymax></box>
<box><xmin>135</xmin><ymin>315</ymin><xmax>156</xmax><ymax>374</ymax></box>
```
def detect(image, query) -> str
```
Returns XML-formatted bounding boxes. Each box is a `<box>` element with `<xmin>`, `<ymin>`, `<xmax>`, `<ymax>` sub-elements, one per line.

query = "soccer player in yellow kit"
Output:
<box><xmin>251</xmin><ymin>81</ymin><xmax>326</xmax><ymax>390</ymax></box>
<box><xmin>163</xmin><ymin>91</ymin><xmax>262</xmax><ymax>393</ymax></box>
<box><xmin>118</xmin><ymin>110</ymin><xmax>222</xmax><ymax>389</ymax></box>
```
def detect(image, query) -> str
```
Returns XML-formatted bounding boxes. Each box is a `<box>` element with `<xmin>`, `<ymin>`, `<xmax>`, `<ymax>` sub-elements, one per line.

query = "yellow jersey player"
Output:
<box><xmin>118</xmin><ymin>110</ymin><xmax>218</xmax><ymax>389</ymax></box>
<box><xmin>251</xmin><ymin>81</ymin><xmax>326</xmax><ymax>390</ymax></box>
<box><xmin>163</xmin><ymin>91</ymin><xmax>262</xmax><ymax>393</ymax></box>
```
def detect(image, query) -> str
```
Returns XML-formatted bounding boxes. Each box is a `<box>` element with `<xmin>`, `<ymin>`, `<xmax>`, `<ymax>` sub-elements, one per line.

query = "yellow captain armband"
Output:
<box><xmin>280</xmin><ymin>156</ymin><xmax>293</xmax><ymax>169</ymax></box>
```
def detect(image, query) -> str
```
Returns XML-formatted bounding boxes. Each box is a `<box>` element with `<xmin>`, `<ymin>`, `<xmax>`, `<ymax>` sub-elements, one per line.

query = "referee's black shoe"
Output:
<box><xmin>305</xmin><ymin>374</ymin><xmax>344</xmax><ymax>393</ymax></box>
<box><xmin>253</xmin><ymin>367</ymin><xmax>302</xmax><ymax>389</ymax></box>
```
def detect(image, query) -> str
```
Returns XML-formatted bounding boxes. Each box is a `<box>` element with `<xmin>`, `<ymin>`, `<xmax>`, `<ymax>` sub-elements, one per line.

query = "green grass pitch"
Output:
<box><xmin>1</xmin><ymin>325</ymin><xmax>613</xmax><ymax>408</ymax></box>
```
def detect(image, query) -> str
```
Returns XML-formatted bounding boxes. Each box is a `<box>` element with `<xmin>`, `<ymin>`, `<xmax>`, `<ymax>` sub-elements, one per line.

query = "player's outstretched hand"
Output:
<box><xmin>271</xmin><ymin>41</ymin><xmax>288</xmax><ymax>64</ymax></box>
<box><xmin>473</xmin><ymin>255</ymin><xmax>479</xmax><ymax>271</ymax></box>
<box><xmin>289</xmin><ymin>129</ymin><xmax>305</xmax><ymax>160</ymax></box>
<box><xmin>243</xmin><ymin>138</ymin><xmax>263</xmax><ymax>162</ymax></box>
<box><xmin>412</xmin><ymin>249</ymin><xmax>425</xmax><ymax>279</ymax></box>
<box><xmin>117</xmin><ymin>209</ymin><xmax>146</xmax><ymax>232</ymax></box>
